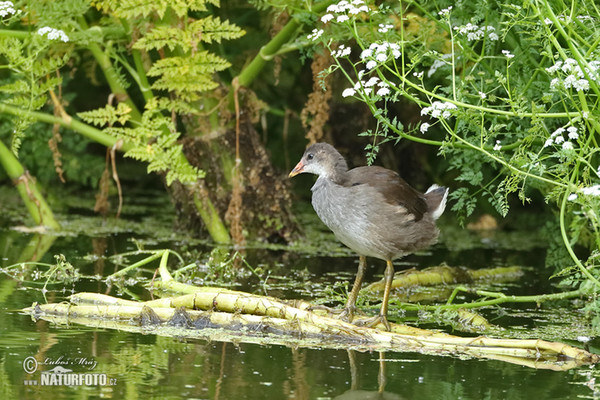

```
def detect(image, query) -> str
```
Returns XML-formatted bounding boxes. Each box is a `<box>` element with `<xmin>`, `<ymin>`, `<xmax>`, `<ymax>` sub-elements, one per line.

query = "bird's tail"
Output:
<box><xmin>425</xmin><ymin>184</ymin><xmax>449</xmax><ymax>220</ymax></box>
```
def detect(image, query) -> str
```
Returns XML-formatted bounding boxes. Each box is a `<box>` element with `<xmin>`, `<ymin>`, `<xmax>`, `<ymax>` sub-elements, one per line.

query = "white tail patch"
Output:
<box><xmin>426</xmin><ymin>184</ymin><xmax>449</xmax><ymax>220</ymax></box>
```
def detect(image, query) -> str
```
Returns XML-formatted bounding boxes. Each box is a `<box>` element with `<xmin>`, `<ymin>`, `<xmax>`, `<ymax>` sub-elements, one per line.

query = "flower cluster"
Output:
<box><xmin>502</xmin><ymin>50</ymin><xmax>514</xmax><ymax>59</ymax></box>
<box><xmin>570</xmin><ymin>184</ymin><xmax>600</xmax><ymax>201</ymax></box>
<box><xmin>360</xmin><ymin>42</ymin><xmax>401</xmax><ymax>70</ymax></box>
<box><xmin>37</xmin><ymin>27</ymin><xmax>69</xmax><ymax>42</ymax></box>
<box><xmin>544</xmin><ymin>126</ymin><xmax>579</xmax><ymax>150</ymax></box>
<box><xmin>331</xmin><ymin>44</ymin><xmax>351</xmax><ymax>58</ymax></box>
<box><xmin>307</xmin><ymin>28</ymin><xmax>324</xmax><ymax>41</ymax></box>
<box><xmin>321</xmin><ymin>0</ymin><xmax>369</xmax><ymax>23</ymax></box>
<box><xmin>454</xmin><ymin>24</ymin><xmax>499</xmax><ymax>41</ymax></box>
<box><xmin>378</xmin><ymin>24</ymin><xmax>394</xmax><ymax>33</ymax></box>
<box><xmin>342</xmin><ymin>74</ymin><xmax>391</xmax><ymax>98</ymax></box>
<box><xmin>546</xmin><ymin>58</ymin><xmax>600</xmax><ymax>92</ymax></box>
<box><xmin>580</xmin><ymin>185</ymin><xmax>600</xmax><ymax>197</ymax></box>
<box><xmin>421</xmin><ymin>101</ymin><xmax>457</xmax><ymax>119</ymax></box>
<box><xmin>0</xmin><ymin>1</ymin><xmax>15</xmax><ymax>17</ymax></box>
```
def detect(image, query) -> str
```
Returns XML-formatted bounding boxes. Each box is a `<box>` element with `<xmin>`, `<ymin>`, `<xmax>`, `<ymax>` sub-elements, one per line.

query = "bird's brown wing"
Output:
<box><xmin>345</xmin><ymin>166</ymin><xmax>428</xmax><ymax>221</ymax></box>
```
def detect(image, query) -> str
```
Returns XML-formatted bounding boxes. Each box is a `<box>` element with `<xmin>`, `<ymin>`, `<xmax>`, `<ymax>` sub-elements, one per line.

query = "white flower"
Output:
<box><xmin>455</xmin><ymin>24</ymin><xmax>498</xmax><ymax>41</ymax></box>
<box><xmin>378</xmin><ymin>24</ymin><xmax>394</xmax><ymax>33</ymax></box>
<box><xmin>573</xmin><ymin>79</ymin><xmax>590</xmax><ymax>91</ymax></box>
<box><xmin>438</xmin><ymin>6</ymin><xmax>452</xmax><ymax>16</ymax></box>
<box><xmin>551</xmin><ymin>127</ymin><xmax>565</xmax><ymax>138</ymax></box>
<box><xmin>37</xmin><ymin>26</ymin><xmax>69</xmax><ymax>42</ymax></box>
<box><xmin>567</xmin><ymin>126</ymin><xmax>579</xmax><ymax>140</ymax></box>
<box><xmin>544</xmin><ymin>18</ymin><xmax>553</xmax><ymax>25</ymax></box>
<box><xmin>332</xmin><ymin>45</ymin><xmax>351</xmax><ymax>58</ymax></box>
<box><xmin>479</xmin><ymin>91</ymin><xmax>486</xmax><ymax>99</ymax></box>
<box><xmin>342</xmin><ymin>88</ymin><xmax>356</xmax><ymax>97</ymax></box>
<box><xmin>376</xmin><ymin>87</ymin><xmax>390</xmax><ymax>96</ymax></box>
<box><xmin>421</xmin><ymin>101</ymin><xmax>457</xmax><ymax>119</ymax></box>
<box><xmin>321</xmin><ymin>14</ymin><xmax>334</xmax><ymax>23</ymax></box>
<box><xmin>544</xmin><ymin>138</ymin><xmax>554</xmax><ymax>148</ymax></box>
<box><xmin>307</xmin><ymin>29</ymin><xmax>324</xmax><ymax>41</ymax></box>
<box><xmin>562</xmin><ymin>141</ymin><xmax>574</xmax><ymax>150</ymax></box>
<box><xmin>375</xmin><ymin>52</ymin><xmax>388</xmax><ymax>62</ymax></box>
<box><xmin>420</xmin><ymin>123</ymin><xmax>430</xmax><ymax>133</ymax></box>
<box><xmin>360</xmin><ymin>49</ymin><xmax>373</xmax><ymax>59</ymax></box>
<box><xmin>563</xmin><ymin>74</ymin><xmax>577</xmax><ymax>88</ymax></box>
<box><xmin>364</xmin><ymin>77</ymin><xmax>379</xmax><ymax>87</ymax></box>
<box><xmin>366</xmin><ymin>60</ymin><xmax>377</xmax><ymax>70</ymax></box>
<box><xmin>580</xmin><ymin>185</ymin><xmax>600</xmax><ymax>197</ymax></box>
<box><xmin>493</xmin><ymin>140</ymin><xmax>502</xmax><ymax>151</ymax></box>
<box><xmin>554</xmin><ymin>135</ymin><xmax>565</xmax><ymax>144</ymax></box>
<box><xmin>502</xmin><ymin>50</ymin><xmax>514</xmax><ymax>59</ymax></box>
<box><xmin>568</xmin><ymin>193</ymin><xmax>578</xmax><ymax>201</ymax></box>
<box><xmin>337</xmin><ymin>15</ymin><xmax>350</xmax><ymax>23</ymax></box>
<box><xmin>0</xmin><ymin>1</ymin><xmax>16</xmax><ymax>17</ymax></box>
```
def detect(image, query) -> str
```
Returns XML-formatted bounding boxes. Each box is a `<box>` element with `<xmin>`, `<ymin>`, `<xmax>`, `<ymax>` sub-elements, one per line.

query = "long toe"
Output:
<box><xmin>338</xmin><ymin>306</ymin><xmax>356</xmax><ymax>323</ymax></box>
<box><xmin>354</xmin><ymin>314</ymin><xmax>391</xmax><ymax>331</ymax></box>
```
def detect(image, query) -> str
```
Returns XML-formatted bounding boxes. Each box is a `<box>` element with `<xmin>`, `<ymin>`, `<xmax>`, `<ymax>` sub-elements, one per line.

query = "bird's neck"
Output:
<box><xmin>329</xmin><ymin>156</ymin><xmax>349</xmax><ymax>184</ymax></box>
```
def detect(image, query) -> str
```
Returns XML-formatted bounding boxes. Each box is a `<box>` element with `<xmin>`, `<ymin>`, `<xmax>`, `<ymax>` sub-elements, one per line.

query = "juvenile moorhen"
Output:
<box><xmin>289</xmin><ymin>143</ymin><xmax>448</xmax><ymax>330</ymax></box>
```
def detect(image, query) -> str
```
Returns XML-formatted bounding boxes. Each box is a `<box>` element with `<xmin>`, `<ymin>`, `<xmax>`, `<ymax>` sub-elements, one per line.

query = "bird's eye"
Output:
<box><xmin>306</xmin><ymin>153</ymin><xmax>314</xmax><ymax>161</ymax></box>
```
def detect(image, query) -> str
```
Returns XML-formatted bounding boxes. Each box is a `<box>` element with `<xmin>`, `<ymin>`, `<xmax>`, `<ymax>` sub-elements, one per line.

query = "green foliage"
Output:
<box><xmin>304</xmin><ymin>0</ymin><xmax>600</xmax><ymax>308</ymax></box>
<box><xmin>79</xmin><ymin>104</ymin><xmax>204</xmax><ymax>185</ymax></box>
<box><xmin>0</xmin><ymin>0</ymin><xmax>244</xmax><ymax>191</ymax></box>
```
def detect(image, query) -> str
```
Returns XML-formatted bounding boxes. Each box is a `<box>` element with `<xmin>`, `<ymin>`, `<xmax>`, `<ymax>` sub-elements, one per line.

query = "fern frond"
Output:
<box><xmin>77</xmin><ymin>103</ymin><xmax>133</xmax><ymax>127</ymax></box>
<box><xmin>188</xmin><ymin>16</ymin><xmax>245</xmax><ymax>44</ymax></box>
<box><xmin>147</xmin><ymin>52</ymin><xmax>229</xmax><ymax>99</ymax></box>
<box><xmin>133</xmin><ymin>26</ymin><xmax>186</xmax><ymax>52</ymax></box>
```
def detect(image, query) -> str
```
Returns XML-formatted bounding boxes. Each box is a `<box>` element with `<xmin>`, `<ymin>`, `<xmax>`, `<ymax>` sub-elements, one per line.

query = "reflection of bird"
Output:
<box><xmin>333</xmin><ymin>389</ymin><xmax>404</xmax><ymax>400</ymax></box>
<box><xmin>290</xmin><ymin>143</ymin><xmax>448</xmax><ymax>329</ymax></box>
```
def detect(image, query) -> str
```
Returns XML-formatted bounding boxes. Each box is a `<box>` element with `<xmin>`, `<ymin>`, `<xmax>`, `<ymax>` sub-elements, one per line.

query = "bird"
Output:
<box><xmin>289</xmin><ymin>143</ymin><xmax>448</xmax><ymax>330</ymax></box>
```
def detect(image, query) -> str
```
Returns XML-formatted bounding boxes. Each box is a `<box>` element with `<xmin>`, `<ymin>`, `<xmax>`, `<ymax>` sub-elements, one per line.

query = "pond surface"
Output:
<box><xmin>0</xmin><ymin>186</ymin><xmax>599</xmax><ymax>399</ymax></box>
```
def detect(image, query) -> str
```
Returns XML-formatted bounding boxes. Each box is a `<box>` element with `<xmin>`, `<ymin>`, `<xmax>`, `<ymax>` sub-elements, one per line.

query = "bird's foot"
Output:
<box><xmin>353</xmin><ymin>314</ymin><xmax>391</xmax><ymax>331</ymax></box>
<box><xmin>337</xmin><ymin>306</ymin><xmax>356</xmax><ymax>323</ymax></box>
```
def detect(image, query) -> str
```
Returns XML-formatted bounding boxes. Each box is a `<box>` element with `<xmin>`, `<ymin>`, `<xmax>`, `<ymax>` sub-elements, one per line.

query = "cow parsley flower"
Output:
<box><xmin>420</xmin><ymin>123</ymin><xmax>430</xmax><ymax>133</ymax></box>
<box><xmin>307</xmin><ymin>29</ymin><xmax>324</xmax><ymax>41</ymax></box>
<box><xmin>580</xmin><ymin>185</ymin><xmax>600</xmax><ymax>197</ymax></box>
<box><xmin>332</xmin><ymin>45</ymin><xmax>351</xmax><ymax>58</ymax></box>
<box><xmin>0</xmin><ymin>1</ymin><xmax>16</xmax><ymax>17</ymax></box>
<box><xmin>502</xmin><ymin>50</ymin><xmax>514</xmax><ymax>59</ymax></box>
<box><xmin>378</xmin><ymin>24</ymin><xmax>394</xmax><ymax>33</ymax></box>
<box><xmin>493</xmin><ymin>140</ymin><xmax>502</xmax><ymax>151</ymax></box>
<box><xmin>37</xmin><ymin>27</ymin><xmax>69</xmax><ymax>42</ymax></box>
<box><xmin>421</xmin><ymin>101</ymin><xmax>457</xmax><ymax>119</ymax></box>
<box><xmin>567</xmin><ymin>126</ymin><xmax>579</xmax><ymax>140</ymax></box>
<box><xmin>454</xmin><ymin>24</ymin><xmax>498</xmax><ymax>41</ymax></box>
<box><xmin>342</xmin><ymin>88</ymin><xmax>356</xmax><ymax>97</ymax></box>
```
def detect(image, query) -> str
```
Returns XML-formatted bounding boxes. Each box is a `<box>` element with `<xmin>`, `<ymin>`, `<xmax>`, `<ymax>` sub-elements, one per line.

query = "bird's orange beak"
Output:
<box><xmin>289</xmin><ymin>161</ymin><xmax>305</xmax><ymax>178</ymax></box>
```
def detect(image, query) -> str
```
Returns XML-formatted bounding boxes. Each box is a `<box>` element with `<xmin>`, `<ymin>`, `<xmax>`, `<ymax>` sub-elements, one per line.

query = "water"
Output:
<box><xmin>0</xmin><ymin>187</ymin><xmax>598</xmax><ymax>399</ymax></box>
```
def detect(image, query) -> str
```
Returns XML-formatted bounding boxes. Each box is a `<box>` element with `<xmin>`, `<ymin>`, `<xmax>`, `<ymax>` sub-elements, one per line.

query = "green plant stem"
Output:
<box><xmin>560</xmin><ymin>189</ymin><xmax>600</xmax><ymax>288</ymax></box>
<box><xmin>0</xmin><ymin>139</ymin><xmax>60</xmax><ymax>229</ymax></box>
<box><xmin>0</xmin><ymin>102</ymin><xmax>132</xmax><ymax>149</ymax></box>
<box><xmin>192</xmin><ymin>190</ymin><xmax>231</xmax><ymax>244</ymax></box>
<box><xmin>235</xmin><ymin>0</ymin><xmax>333</xmax><ymax>88</ymax></box>
<box><xmin>398</xmin><ymin>287</ymin><xmax>586</xmax><ymax>312</ymax></box>
<box><xmin>78</xmin><ymin>17</ymin><xmax>143</xmax><ymax>122</ymax></box>
<box><xmin>108</xmin><ymin>251</ymin><xmax>165</xmax><ymax>279</ymax></box>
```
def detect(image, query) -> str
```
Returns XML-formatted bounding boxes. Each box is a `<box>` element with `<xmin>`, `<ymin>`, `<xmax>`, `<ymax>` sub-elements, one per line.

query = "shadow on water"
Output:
<box><xmin>0</xmin><ymin>186</ymin><xmax>599</xmax><ymax>399</ymax></box>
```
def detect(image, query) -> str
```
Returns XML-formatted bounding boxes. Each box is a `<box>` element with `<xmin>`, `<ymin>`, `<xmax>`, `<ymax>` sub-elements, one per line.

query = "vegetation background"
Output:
<box><xmin>1</xmin><ymin>0</ymin><xmax>599</xmax><ymax>328</ymax></box>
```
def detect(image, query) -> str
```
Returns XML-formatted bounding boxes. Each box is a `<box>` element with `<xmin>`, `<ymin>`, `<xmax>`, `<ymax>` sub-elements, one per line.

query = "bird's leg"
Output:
<box><xmin>359</xmin><ymin>259</ymin><xmax>394</xmax><ymax>330</ymax></box>
<box><xmin>339</xmin><ymin>255</ymin><xmax>367</xmax><ymax>323</ymax></box>
<box><xmin>378</xmin><ymin>259</ymin><xmax>395</xmax><ymax>330</ymax></box>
